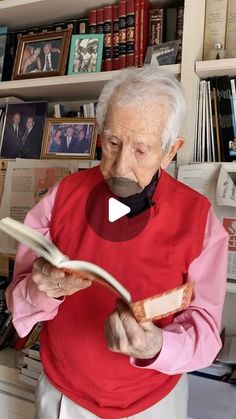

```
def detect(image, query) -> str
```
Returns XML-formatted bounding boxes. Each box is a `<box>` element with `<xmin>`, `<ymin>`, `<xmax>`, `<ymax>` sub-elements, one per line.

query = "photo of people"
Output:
<box><xmin>0</xmin><ymin>102</ymin><xmax>47</xmax><ymax>159</ymax></box>
<box><xmin>68</xmin><ymin>34</ymin><xmax>103</xmax><ymax>75</ymax></box>
<box><xmin>20</xmin><ymin>39</ymin><xmax>62</xmax><ymax>75</ymax></box>
<box><xmin>12</xmin><ymin>29</ymin><xmax>72</xmax><ymax>80</ymax></box>
<box><xmin>0</xmin><ymin>27</ymin><xmax>7</xmax><ymax>82</ymax></box>
<box><xmin>41</xmin><ymin>119</ymin><xmax>96</xmax><ymax>160</ymax></box>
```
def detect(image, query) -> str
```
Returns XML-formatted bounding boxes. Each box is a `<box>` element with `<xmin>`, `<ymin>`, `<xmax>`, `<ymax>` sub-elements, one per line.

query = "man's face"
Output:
<box><xmin>43</xmin><ymin>43</ymin><xmax>52</xmax><ymax>55</ymax></box>
<box><xmin>26</xmin><ymin>118</ymin><xmax>34</xmax><ymax>130</ymax></box>
<box><xmin>66</xmin><ymin>127</ymin><xmax>74</xmax><ymax>137</ymax></box>
<box><xmin>100</xmin><ymin>103</ymin><xmax>174</xmax><ymax>195</ymax></box>
<box><xmin>12</xmin><ymin>113</ymin><xmax>20</xmax><ymax>125</ymax></box>
<box><xmin>78</xmin><ymin>130</ymin><xmax>85</xmax><ymax>140</ymax></box>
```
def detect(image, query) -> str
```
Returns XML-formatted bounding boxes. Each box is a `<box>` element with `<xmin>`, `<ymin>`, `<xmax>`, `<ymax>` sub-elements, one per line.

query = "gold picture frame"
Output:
<box><xmin>41</xmin><ymin>118</ymin><xmax>97</xmax><ymax>160</ymax></box>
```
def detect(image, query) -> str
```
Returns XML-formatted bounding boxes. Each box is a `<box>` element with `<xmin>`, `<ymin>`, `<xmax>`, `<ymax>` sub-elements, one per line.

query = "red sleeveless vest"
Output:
<box><xmin>40</xmin><ymin>166</ymin><xmax>210</xmax><ymax>418</ymax></box>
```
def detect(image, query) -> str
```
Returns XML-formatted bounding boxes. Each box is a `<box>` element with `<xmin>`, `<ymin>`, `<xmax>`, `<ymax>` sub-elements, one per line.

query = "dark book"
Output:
<box><xmin>126</xmin><ymin>0</ymin><xmax>135</xmax><ymax>67</ymax></box>
<box><xmin>77</xmin><ymin>18</ymin><xmax>89</xmax><ymax>34</ymax></box>
<box><xmin>164</xmin><ymin>7</ymin><xmax>177</xmax><ymax>42</ymax></box>
<box><xmin>215</xmin><ymin>76</ymin><xmax>235</xmax><ymax>161</ymax></box>
<box><xmin>88</xmin><ymin>9</ymin><xmax>97</xmax><ymax>34</ymax></box>
<box><xmin>103</xmin><ymin>6</ymin><xmax>113</xmax><ymax>72</ymax></box>
<box><xmin>139</xmin><ymin>0</ymin><xmax>151</xmax><ymax>66</ymax></box>
<box><xmin>96</xmin><ymin>8</ymin><xmax>104</xmax><ymax>34</ymax></box>
<box><xmin>175</xmin><ymin>6</ymin><xmax>184</xmax><ymax>63</ymax></box>
<box><xmin>149</xmin><ymin>8</ymin><xmax>164</xmax><ymax>46</ymax></box>
<box><xmin>119</xmin><ymin>0</ymin><xmax>127</xmax><ymax>69</ymax></box>
<box><xmin>65</xmin><ymin>19</ymin><xmax>78</xmax><ymax>34</ymax></box>
<box><xmin>2</xmin><ymin>30</ymin><xmax>17</xmax><ymax>81</ymax></box>
<box><xmin>134</xmin><ymin>0</ymin><xmax>140</xmax><ymax>67</ymax></box>
<box><xmin>113</xmin><ymin>5</ymin><xmax>120</xmax><ymax>70</ymax></box>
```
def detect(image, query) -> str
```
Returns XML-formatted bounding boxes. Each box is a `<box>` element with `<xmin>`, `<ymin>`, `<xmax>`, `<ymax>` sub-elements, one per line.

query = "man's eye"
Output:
<box><xmin>110</xmin><ymin>140</ymin><xmax>119</xmax><ymax>146</ymax></box>
<box><xmin>136</xmin><ymin>149</ymin><xmax>145</xmax><ymax>155</ymax></box>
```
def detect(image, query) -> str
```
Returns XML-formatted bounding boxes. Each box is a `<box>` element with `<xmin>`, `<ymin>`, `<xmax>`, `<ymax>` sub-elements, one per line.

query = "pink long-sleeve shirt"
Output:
<box><xmin>6</xmin><ymin>183</ymin><xmax>228</xmax><ymax>375</ymax></box>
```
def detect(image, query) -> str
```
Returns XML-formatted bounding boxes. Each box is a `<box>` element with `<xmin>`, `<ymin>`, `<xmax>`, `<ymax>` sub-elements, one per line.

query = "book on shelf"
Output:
<box><xmin>149</xmin><ymin>8</ymin><xmax>164</xmax><ymax>46</ymax></box>
<box><xmin>113</xmin><ymin>5</ymin><xmax>120</xmax><ymax>70</ymax></box>
<box><xmin>103</xmin><ymin>5</ymin><xmax>113</xmax><ymax>71</ymax></box>
<box><xmin>119</xmin><ymin>0</ymin><xmax>127</xmax><ymax>69</ymax></box>
<box><xmin>20</xmin><ymin>365</ymin><xmax>41</xmax><ymax>381</ymax></box>
<box><xmin>126</xmin><ymin>0</ymin><xmax>135</xmax><ymax>67</ymax></box>
<box><xmin>203</xmin><ymin>0</ymin><xmax>228</xmax><ymax>60</ymax></box>
<box><xmin>0</xmin><ymin>217</ymin><xmax>193</xmax><ymax>323</ymax></box>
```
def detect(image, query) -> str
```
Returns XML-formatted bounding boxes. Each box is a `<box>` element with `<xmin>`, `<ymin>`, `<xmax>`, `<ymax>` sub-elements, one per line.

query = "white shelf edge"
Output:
<box><xmin>195</xmin><ymin>59</ymin><xmax>236</xmax><ymax>78</ymax></box>
<box><xmin>226</xmin><ymin>281</ymin><xmax>236</xmax><ymax>293</ymax></box>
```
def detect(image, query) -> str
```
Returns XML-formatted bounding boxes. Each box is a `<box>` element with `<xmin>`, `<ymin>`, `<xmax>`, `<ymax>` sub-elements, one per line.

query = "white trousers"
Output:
<box><xmin>35</xmin><ymin>372</ymin><xmax>188</xmax><ymax>419</ymax></box>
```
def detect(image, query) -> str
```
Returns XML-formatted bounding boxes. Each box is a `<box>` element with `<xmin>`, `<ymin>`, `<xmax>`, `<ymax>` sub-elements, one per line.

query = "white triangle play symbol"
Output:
<box><xmin>108</xmin><ymin>197</ymin><xmax>131</xmax><ymax>222</ymax></box>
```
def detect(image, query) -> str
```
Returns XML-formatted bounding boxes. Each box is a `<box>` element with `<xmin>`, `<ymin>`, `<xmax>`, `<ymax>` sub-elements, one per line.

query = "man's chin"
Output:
<box><xmin>105</xmin><ymin>177</ymin><xmax>143</xmax><ymax>198</ymax></box>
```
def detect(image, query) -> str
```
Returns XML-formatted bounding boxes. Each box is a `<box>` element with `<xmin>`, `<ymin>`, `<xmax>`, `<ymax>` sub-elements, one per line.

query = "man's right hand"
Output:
<box><xmin>32</xmin><ymin>257</ymin><xmax>93</xmax><ymax>298</ymax></box>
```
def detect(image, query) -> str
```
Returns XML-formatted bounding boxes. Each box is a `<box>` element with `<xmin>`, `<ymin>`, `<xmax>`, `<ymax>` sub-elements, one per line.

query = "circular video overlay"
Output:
<box><xmin>86</xmin><ymin>179</ymin><xmax>151</xmax><ymax>242</ymax></box>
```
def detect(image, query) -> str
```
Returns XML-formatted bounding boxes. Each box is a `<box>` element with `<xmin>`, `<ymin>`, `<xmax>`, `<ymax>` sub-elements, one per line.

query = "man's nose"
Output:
<box><xmin>115</xmin><ymin>148</ymin><xmax>132</xmax><ymax>176</ymax></box>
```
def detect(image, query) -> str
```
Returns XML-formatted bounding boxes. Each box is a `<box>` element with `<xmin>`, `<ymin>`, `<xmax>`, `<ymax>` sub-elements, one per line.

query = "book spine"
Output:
<box><xmin>203</xmin><ymin>0</ymin><xmax>228</xmax><ymax>60</ymax></box>
<box><xmin>149</xmin><ymin>8</ymin><xmax>164</xmax><ymax>46</ymax></box>
<box><xmin>225</xmin><ymin>0</ymin><xmax>236</xmax><ymax>58</ymax></box>
<box><xmin>175</xmin><ymin>6</ymin><xmax>184</xmax><ymax>63</ymax></box>
<box><xmin>126</xmin><ymin>0</ymin><xmax>135</xmax><ymax>67</ymax></box>
<box><xmin>164</xmin><ymin>7</ymin><xmax>177</xmax><ymax>42</ymax></box>
<box><xmin>113</xmin><ymin>5</ymin><xmax>120</xmax><ymax>70</ymax></box>
<box><xmin>118</xmin><ymin>0</ymin><xmax>127</xmax><ymax>69</ymax></box>
<box><xmin>139</xmin><ymin>0</ymin><xmax>151</xmax><ymax>67</ymax></box>
<box><xmin>96</xmin><ymin>8</ymin><xmax>104</xmax><ymax>34</ymax></box>
<box><xmin>88</xmin><ymin>9</ymin><xmax>97</xmax><ymax>34</ymax></box>
<box><xmin>77</xmin><ymin>18</ymin><xmax>89</xmax><ymax>34</ymax></box>
<box><xmin>103</xmin><ymin>5</ymin><xmax>113</xmax><ymax>72</ymax></box>
<box><xmin>134</xmin><ymin>0</ymin><xmax>140</xmax><ymax>67</ymax></box>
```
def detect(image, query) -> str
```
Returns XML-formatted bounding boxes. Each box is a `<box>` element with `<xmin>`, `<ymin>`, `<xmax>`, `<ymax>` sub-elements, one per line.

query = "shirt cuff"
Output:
<box><xmin>26</xmin><ymin>275</ymin><xmax>65</xmax><ymax>312</ymax></box>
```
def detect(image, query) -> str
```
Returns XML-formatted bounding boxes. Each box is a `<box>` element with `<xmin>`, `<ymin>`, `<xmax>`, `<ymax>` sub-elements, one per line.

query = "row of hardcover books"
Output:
<box><xmin>0</xmin><ymin>1</ymin><xmax>184</xmax><ymax>81</ymax></box>
<box><xmin>193</xmin><ymin>75</ymin><xmax>236</xmax><ymax>163</ymax></box>
<box><xmin>87</xmin><ymin>1</ymin><xmax>184</xmax><ymax>71</ymax></box>
<box><xmin>18</xmin><ymin>342</ymin><xmax>42</xmax><ymax>388</ymax></box>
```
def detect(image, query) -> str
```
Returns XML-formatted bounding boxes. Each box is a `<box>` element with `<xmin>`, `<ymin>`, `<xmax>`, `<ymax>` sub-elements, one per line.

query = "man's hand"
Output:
<box><xmin>104</xmin><ymin>300</ymin><xmax>163</xmax><ymax>359</ymax></box>
<box><xmin>32</xmin><ymin>257</ymin><xmax>93</xmax><ymax>298</ymax></box>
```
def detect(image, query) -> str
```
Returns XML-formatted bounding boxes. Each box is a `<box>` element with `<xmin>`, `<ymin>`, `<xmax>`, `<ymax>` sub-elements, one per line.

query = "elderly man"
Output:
<box><xmin>6</xmin><ymin>66</ymin><xmax>228</xmax><ymax>419</ymax></box>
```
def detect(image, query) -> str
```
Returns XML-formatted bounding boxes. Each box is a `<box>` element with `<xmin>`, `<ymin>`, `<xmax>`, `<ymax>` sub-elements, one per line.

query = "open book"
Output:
<box><xmin>0</xmin><ymin>217</ymin><xmax>193</xmax><ymax>322</ymax></box>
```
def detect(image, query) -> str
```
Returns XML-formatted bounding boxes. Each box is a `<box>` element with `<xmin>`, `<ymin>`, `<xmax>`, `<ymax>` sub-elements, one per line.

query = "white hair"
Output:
<box><xmin>96</xmin><ymin>65</ymin><xmax>187</xmax><ymax>152</ymax></box>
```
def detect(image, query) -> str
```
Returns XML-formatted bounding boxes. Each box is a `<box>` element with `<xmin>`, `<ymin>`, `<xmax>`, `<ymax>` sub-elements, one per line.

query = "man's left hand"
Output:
<box><xmin>104</xmin><ymin>300</ymin><xmax>163</xmax><ymax>359</ymax></box>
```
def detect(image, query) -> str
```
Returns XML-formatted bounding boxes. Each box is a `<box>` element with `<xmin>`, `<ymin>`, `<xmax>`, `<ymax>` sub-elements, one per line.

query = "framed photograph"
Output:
<box><xmin>67</xmin><ymin>34</ymin><xmax>103</xmax><ymax>74</ymax></box>
<box><xmin>0</xmin><ymin>102</ymin><xmax>47</xmax><ymax>159</ymax></box>
<box><xmin>12</xmin><ymin>28</ymin><xmax>72</xmax><ymax>80</ymax></box>
<box><xmin>41</xmin><ymin>118</ymin><xmax>97</xmax><ymax>160</ymax></box>
<box><xmin>0</xmin><ymin>27</ymin><xmax>7</xmax><ymax>82</ymax></box>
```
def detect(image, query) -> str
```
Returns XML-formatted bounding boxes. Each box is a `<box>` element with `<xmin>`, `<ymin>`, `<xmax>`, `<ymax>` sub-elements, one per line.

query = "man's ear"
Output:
<box><xmin>160</xmin><ymin>138</ymin><xmax>184</xmax><ymax>170</ymax></box>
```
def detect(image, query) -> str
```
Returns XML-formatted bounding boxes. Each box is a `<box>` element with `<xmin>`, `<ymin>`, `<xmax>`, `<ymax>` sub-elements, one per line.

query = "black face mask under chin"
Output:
<box><xmin>105</xmin><ymin>176</ymin><xmax>143</xmax><ymax>198</ymax></box>
<box><xmin>106</xmin><ymin>171</ymin><xmax>159</xmax><ymax>217</ymax></box>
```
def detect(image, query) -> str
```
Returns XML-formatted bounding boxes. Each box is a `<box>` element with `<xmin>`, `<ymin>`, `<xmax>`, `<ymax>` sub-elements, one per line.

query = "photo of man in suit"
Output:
<box><xmin>60</xmin><ymin>126</ymin><xmax>77</xmax><ymax>153</ymax></box>
<box><xmin>0</xmin><ymin>111</ymin><xmax>23</xmax><ymax>158</ymax></box>
<box><xmin>19</xmin><ymin>116</ymin><xmax>42</xmax><ymax>158</ymax></box>
<box><xmin>41</xmin><ymin>42</ymin><xmax>60</xmax><ymax>71</ymax></box>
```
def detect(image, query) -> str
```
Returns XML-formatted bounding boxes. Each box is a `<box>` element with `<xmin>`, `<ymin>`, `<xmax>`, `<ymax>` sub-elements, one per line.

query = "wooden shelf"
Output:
<box><xmin>195</xmin><ymin>59</ymin><xmax>236</xmax><ymax>79</ymax></box>
<box><xmin>0</xmin><ymin>65</ymin><xmax>180</xmax><ymax>103</ymax></box>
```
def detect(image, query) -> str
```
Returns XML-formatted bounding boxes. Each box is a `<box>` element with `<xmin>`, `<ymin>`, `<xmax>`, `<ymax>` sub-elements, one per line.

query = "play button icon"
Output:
<box><xmin>86</xmin><ymin>177</ymin><xmax>152</xmax><ymax>242</ymax></box>
<box><xmin>108</xmin><ymin>198</ymin><xmax>130</xmax><ymax>222</ymax></box>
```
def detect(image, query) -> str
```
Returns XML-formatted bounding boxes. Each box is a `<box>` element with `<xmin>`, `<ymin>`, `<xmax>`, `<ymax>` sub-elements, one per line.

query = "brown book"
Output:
<box><xmin>139</xmin><ymin>0</ymin><xmax>151</xmax><ymax>66</ymax></box>
<box><xmin>113</xmin><ymin>5</ymin><xmax>120</xmax><ymax>70</ymax></box>
<box><xmin>149</xmin><ymin>8</ymin><xmax>164</xmax><ymax>46</ymax></box>
<box><xmin>88</xmin><ymin>9</ymin><xmax>97</xmax><ymax>34</ymax></box>
<box><xmin>118</xmin><ymin>0</ymin><xmax>127</xmax><ymax>69</ymax></box>
<box><xmin>0</xmin><ymin>217</ymin><xmax>194</xmax><ymax>323</ymax></box>
<box><xmin>103</xmin><ymin>5</ymin><xmax>113</xmax><ymax>71</ymax></box>
<box><xmin>126</xmin><ymin>0</ymin><xmax>135</xmax><ymax>67</ymax></box>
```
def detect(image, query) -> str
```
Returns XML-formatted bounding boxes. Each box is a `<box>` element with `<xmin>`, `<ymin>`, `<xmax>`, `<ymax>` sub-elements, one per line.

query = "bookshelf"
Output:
<box><xmin>0</xmin><ymin>0</ymin><xmax>235</xmax><ymax>414</ymax></box>
<box><xmin>0</xmin><ymin>65</ymin><xmax>180</xmax><ymax>102</ymax></box>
